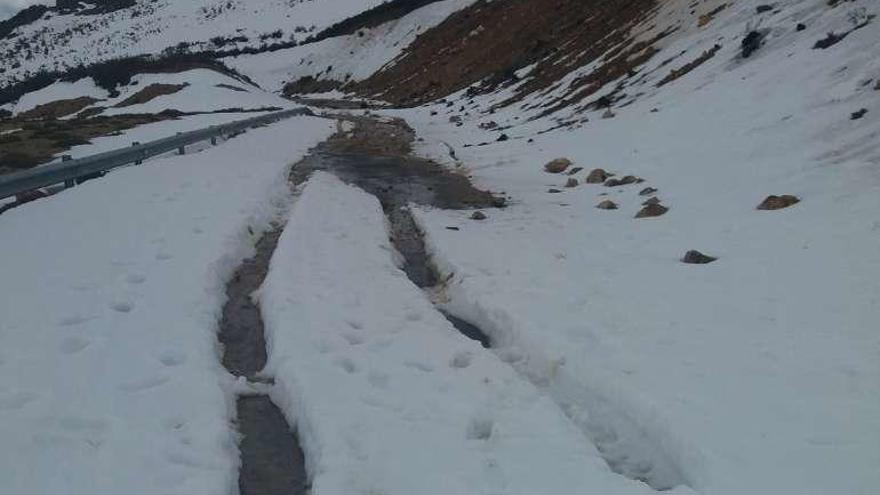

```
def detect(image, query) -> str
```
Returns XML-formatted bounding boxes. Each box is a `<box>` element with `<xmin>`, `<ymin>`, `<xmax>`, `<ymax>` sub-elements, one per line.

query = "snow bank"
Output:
<box><xmin>100</xmin><ymin>69</ymin><xmax>289</xmax><ymax>116</ymax></box>
<box><xmin>259</xmin><ymin>172</ymin><xmax>670</xmax><ymax>495</ymax></box>
<box><xmin>228</xmin><ymin>0</ymin><xmax>477</xmax><ymax>92</ymax></box>
<box><xmin>0</xmin><ymin>116</ymin><xmax>335</xmax><ymax>494</ymax></box>
<box><xmin>12</xmin><ymin>77</ymin><xmax>108</xmax><ymax>114</ymax></box>
<box><xmin>387</xmin><ymin>0</ymin><xmax>880</xmax><ymax>492</ymax></box>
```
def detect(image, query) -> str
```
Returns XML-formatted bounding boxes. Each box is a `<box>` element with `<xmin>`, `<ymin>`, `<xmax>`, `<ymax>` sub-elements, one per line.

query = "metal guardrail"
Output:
<box><xmin>0</xmin><ymin>107</ymin><xmax>313</xmax><ymax>200</ymax></box>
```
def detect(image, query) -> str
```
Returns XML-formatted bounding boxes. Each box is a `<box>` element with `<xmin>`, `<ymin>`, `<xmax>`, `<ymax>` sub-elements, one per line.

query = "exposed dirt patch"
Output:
<box><xmin>656</xmin><ymin>44</ymin><xmax>722</xmax><ymax>87</ymax></box>
<box><xmin>216</xmin><ymin>83</ymin><xmax>248</xmax><ymax>92</ymax></box>
<box><xmin>352</xmin><ymin>0</ymin><xmax>661</xmax><ymax>111</ymax></box>
<box><xmin>114</xmin><ymin>83</ymin><xmax>189</xmax><ymax>108</ymax></box>
<box><xmin>283</xmin><ymin>76</ymin><xmax>343</xmax><ymax>97</ymax></box>
<box><xmin>17</xmin><ymin>96</ymin><xmax>100</xmax><ymax>120</ymax></box>
<box><xmin>0</xmin><ymin>113</ymin><xmax>172</xmax><ymax>174</ymax></box>
<box><xmin>292</xmin><ymin>116</ymin><xmax>504</xmax><ymax>210</ymax></box>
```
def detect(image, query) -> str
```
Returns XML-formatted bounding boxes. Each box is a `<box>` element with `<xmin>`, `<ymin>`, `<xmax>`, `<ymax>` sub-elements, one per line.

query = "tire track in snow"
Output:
<box><xmin>294</xmin><ymin>112</ymin><xmax>689</xmax><ymax>491</ymax></box>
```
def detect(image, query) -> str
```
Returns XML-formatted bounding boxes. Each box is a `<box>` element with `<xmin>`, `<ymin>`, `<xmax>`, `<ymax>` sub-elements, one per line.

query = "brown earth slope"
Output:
<box><xmin>352</xmin><ymin>0</ymin><xmax>664</xmax><ymax>110</ymax></box>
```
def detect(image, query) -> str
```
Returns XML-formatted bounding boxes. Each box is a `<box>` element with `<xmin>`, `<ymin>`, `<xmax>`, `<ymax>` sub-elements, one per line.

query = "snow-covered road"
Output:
<box><xmin>0</xmin><ymin>116</ymin><xmax>334</xmax><ymax>494</ymax></box>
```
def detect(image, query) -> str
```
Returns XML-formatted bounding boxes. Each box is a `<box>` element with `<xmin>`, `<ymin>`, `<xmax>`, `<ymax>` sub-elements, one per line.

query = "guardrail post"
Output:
<box><xmin>132</xmin><ymin>142</ymin><xmax>142</xmax><ymax>164</ymax></box>
<box><xmin>62</xmin><ymin>155</ymin><xmax>74</xmax><ymax>188</ymax></box>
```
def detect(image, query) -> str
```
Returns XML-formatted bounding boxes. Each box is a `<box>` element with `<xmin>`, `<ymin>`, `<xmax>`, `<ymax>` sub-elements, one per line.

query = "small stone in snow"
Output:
<box><xmin>682</xmin><ymin>250</ymin><xmax>718</xmax><ymax>264</ymax></box>
<box><xmin>851</xmin><ymin>108</ymin><xmax>868</xmax><ymax>120</ymax></box>
<box><xmin>757</xmin><ymin>194</ymin><xmax>800</xmax><ymax>210</ymax></box>
<box><xmin>470</xmin><ymin>211</ymin><xmax>487</xmax><ymax>221</ymax></box>
<box><xmin>635</xmin><ymin>203</ymin><xmax>669</xmax><ymax>218</ymax></box>
<box><xmin>544</xmin><ymin>158</ymin><xmax>572</xmax><ymax>173</ymax></box>
<box><xmin>547</xmin><ymin>188</ymin><xmax>563</xmax><ymax>194</ymax></box>
<box><xmin>605</xmin><ymin>175</ymin><xmax>640</xmax><ymax>187</ymax></box>
<box><xmin>565</xmin><ymin>178</ymin><xmax>578</xmax><ymax>188</ymax></box>
<box><xmin>585</xmin><ymin>168</ymin><xmax>609</xmax><ymax>183</ymax></box>
<box><xmin>497</xmin><ymin>133</ymin><xmax>509</xmax><ymax>142</ymax></box>
<box><xmin>642</xmin><ymin>196</ymin><xmax>661</xmax><ymax>206</ymax></box>
<box><xmin>639</xmin><ymin>187</ymin><xmax>658</xmax><ymax>196</ymax></box>
<box><xmin>596</xmin><ymin>200</ymin><xmax>618</xmax><ymax>210</ymax></box>
<box><xmin>446</xmin><ymin>226</ymin><xmax>460</xmax><ymax>231</ymax></box>
<box><xmin>567</xmin><ymin>166</ymin><xmax>584</xmax><ymax>175</ymax></box>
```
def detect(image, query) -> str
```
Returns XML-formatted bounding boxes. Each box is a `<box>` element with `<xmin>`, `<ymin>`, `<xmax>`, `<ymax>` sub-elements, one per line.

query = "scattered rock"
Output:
<box><xmin>565</xmin><ymin>178</ymin><xmax>578</xmax><ymax>188</ymax></box>
<box><xmin>642</xmin><ymin>196</ymin><xmax>661</xmax><ymax>206</ymax></box>
<box><xmin>602</xmin><ymin>109</ymin><xmax>616</xmax><ymax>119</ymax></box>
<box><xmin>497</xmin><ymin>133</ymin><xmax>509</xmax><ymax>142</ymax></box>
<box><xmin>741</xmin><ymin>30</ymin><xmax>764</xmax><ymax>58</ymax></box>
<box><xmin>449</xmin><ymin>115</ymin><xmax>462</xmax><ymax>123</ymax></box>
<box><xmin>585</xmin><ymin>168</ymin><xmax>610</xmax><ymax>183</ymax></box>
<box><xmin>567</xmin><ymin>166</ymin><xmax>584</xmax><ymax>175</ymax></box>
<box><xmin>813</xmin><ymin>31</ymin><xmax>846</xmax><ymax>50</ymax></box>
<box><xmin>596</xmin><ymin>200</ymin><xmax>618</xmax><ymax>210</ymax></box>
<box><xmin>544</xmin><ymin>158</ymin><xmax>572</xmax><ymax>173</ymax></box>
<box><xmin>682</xmin><ymin>250</ymin><xmax>718</xmax><ymax>264</ymax></box>
<box><xmin>796</xmin><ymin>23</ymin><xmax>806</xmax><ymax>31</ymax></box>
<box><xmin>635</xmin><ymin>203</ymin><xmax>669</xmax><ymax>218</ymax></box>
<box><xmin>605</xmin><ymin>175</ymin><xmax>640</xmax><ymax>187</ymax></box>
<box><xmin>755</xmin><ymin>5</ymin><xmax>773</xmax><ymax>13</ymax></box>
<box><xmin>547</xmin><ymin>188</ymin><xmax>563</xmax><ymax>194</ymax></box>
<box><xmin>445</xmin><ymin>226</ymin><xmax>460</xmax><ymax>231</ymax></box>
<box><xmin>639</xmin><ymin>186</ymin><xmax>658</xmax><ymax>196</ymax></box>
<box><xmin>470</xmin><ymin>211</ymin><xmax>487</xmax><ymax>221</ymax></box>
<box><xmin>851</xmin><ymin>108</ymin><xmax>868</xmax><ymax>120</ymax></box>
<box><xmin>757</xmin><ymin>194</ymin><xmax>800</xmax><ymax>210</ymax></box>
<box><xmin>875</xmin><ymin>80</ymin><xmax>880</xmax><ymax>91</ymax></box>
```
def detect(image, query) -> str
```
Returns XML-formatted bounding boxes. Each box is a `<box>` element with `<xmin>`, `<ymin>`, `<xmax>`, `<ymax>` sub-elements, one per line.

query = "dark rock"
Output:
<box><xmin>813</xmin><ymin>32</ymin><xmax>846</xmax><ymax>49</ymax></box>
<box><xmin>851</xmin><ymin>108</ymin><xmax>868</xmax><ymax>120</ymax></box>
<box><xmin>470</xmin><ymin>211</ymin><xmax>487</xmax><ymax>220</ymax></box>
<box><xmin>757</xmin><ymin>194</ymin><xmax>800</xmax><ymax>210</ymax></box>
<box><xmin>544</xmin><ymin>158</ymin><xmax>572</xmax><ymax>173</ymax></box>
<box><xmin>497</xmin><ymin>133</ymin><xmax>509</xmax><ymax>142</ymax></box>
<box><xmin>642</xmin><ymin>196</ymin><xmax>661</xmax><ymax>206</ymax></box>
<box><xmin>445</xmin><ymin>226</ymin><xmax>460</xmax><ymax>231</ymax></box>
<box><xmin>547</xmin><ymin>188</ymin><xmax>563</xmax><ymax>194</ymax></box>
<box><xmin>565</xmin><ymin>178</ymin><xmax>578</xmax><ymax>188</ymax></box>
<box><xmin>596</xmin><ymin>200</ymin><xmax>618</xmax><ymax>210</ymax></box>
<box><xmin>585</xmin><ymin>168</ymin><xmax>610</xmax><ymax>183</ymax></box>
<box><xmin>756</xmin><ymin>5</ymin><xmax>773</xmax><ymax>13</ymax></box>
<box><xmin>567</xmin><ymin>166</ymin><xmax>584</xmax><ymax>175</ymax></box>
<box><xmin>682</xmin><ymin>250</ymin><xmax>718</xmax><ymax>264</ymax></box>
<box><xmin>741</xmin><ymin>30</ymin><xmax>764</xmax><ymax>58</ymax></box>
<box><xmin>605</xmin><ymin>175</ymin><xmax>640</xmax><ymax>187</ymax></box>
<box><xmin>635</xmin><ymin>203</ymin><xmax>669</xmax><ymax>218</ymax></box>
<box><xmin>796</xmin><ymin>23</ymin><xmax>806</xmax><ymax>31</ymax></box>
<box><xmin>639</xmin><ymin>187</ymin><xmax>658</xmax><ymax>196</ymax></box>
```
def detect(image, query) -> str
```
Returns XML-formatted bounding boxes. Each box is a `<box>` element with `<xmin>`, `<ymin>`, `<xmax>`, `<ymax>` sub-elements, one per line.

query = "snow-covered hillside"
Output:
<box><xmin>0</xmin><ymin>0</ymin><xmax>388</xmax><ymax>85</ymax></box>
<box><xmin>0</xmin><ymin>0</ymin><xmax>878</xmax><ymax>494</ymax></box>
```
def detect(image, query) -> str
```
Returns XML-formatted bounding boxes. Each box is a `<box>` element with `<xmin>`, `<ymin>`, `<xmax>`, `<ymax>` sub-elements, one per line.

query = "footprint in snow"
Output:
<box><xmin>157</xmin><ymin>351</ymin><xmax>187</xmax><ymax>367</ymax></box>
<box><xmin>118</xmin><ymin>375</ymin><xmax>170</xmax><ymax>393</ymax></box>
<box><xmin>59</xmin><ymin>336</ymin><xmax>91</xmax><ymax>355</ymax></box>
<box><xmin>125</xmin><ymin>273</ymin><xmax>146</xmax><ymax>285</ymax></box>
<box><xmin>58</xmin><ymin>315</ymin><xmax>93</xmax><ymax>327</ymax></box>
<box><xmin>450</xmin><ymin>351</ymin><xmax>473</xmax><ymax>369</ymax></box>
<box><xmin>110</xmin><ymin>301</ymin><xmax>134</xmax><ymax>313</ymax></box>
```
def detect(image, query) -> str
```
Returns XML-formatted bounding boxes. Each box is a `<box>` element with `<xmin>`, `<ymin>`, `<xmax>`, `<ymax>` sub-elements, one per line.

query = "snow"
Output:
<box><xmin>0</xmin><ymin>116</ymin><xmax>335</xmax><ymax>495</ymax></box>
<box><xmin>227</xmin><ymin>0</ymin><xmax>478</xmax><ymax>92</ymax></box>
<box><xmin>0</xmin><ymin>0</ymin><xmax>391</xmax><ymax>87</ymax></box>
<box><xmin>259</xmin><ymin>172</ymin><xmax>675</xmax><ymax>495</ymax></box>
<box><xmin>12</xmin><ymin>77</ymin><xmax>107</xmax><ymax>114</ymax></box>
<box><xmin>99</xmin><ymin>69</ymin><xmax>290</xmax><ymax>116</ymax></box>
<box><xmin>378</xmin><ymin>1</ymin><xmax>880</xmax><ymax>493</ymax></box>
